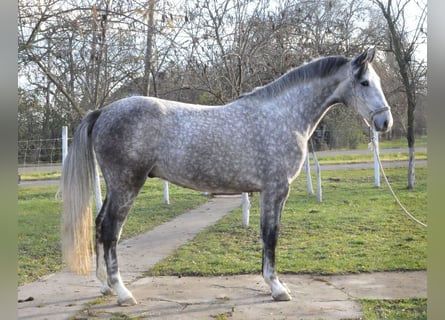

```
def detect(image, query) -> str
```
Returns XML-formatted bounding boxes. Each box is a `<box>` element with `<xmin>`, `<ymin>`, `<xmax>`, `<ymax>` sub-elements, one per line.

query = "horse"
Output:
<box><xmin>61</xmin><ymin>48</ymin><xmax>393</xmax><ymax>305</ymax></box>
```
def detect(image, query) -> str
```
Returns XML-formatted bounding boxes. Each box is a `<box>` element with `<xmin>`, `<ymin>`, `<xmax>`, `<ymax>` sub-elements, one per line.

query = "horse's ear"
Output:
<box><xmin>352</xmin><ymin>48</ymin><xmax>375</xmax><ymax>78</ymax></box>
<box><xmin>352</xmin><ymin>48</ymin><xmax>374</xmax><ymax>67</ymax></box>
<box><xmin>367</xmin><ymin>48</ymin><xmax>376</xmax><ymax>63</ymax></box>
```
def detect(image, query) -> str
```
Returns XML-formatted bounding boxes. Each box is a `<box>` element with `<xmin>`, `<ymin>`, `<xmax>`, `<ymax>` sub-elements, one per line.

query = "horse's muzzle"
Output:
<box><xmin>372</xmin><ymin>107</ymin><xmax>393</xmax><ymax>133</ymax></box>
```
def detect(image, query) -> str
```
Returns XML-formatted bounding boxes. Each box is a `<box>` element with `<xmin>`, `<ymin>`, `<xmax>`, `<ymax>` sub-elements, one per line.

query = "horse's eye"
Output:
<box><xmin>361</xmin><ymin>80</ymin><xmax>369</xmax><ymax>87</ymax></box>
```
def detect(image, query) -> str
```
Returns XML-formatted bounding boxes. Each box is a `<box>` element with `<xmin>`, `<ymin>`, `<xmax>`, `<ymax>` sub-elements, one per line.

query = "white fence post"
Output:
<box><xmin>242</xmin><ymin>192</ymin><xmax>250</xmax><ymax>227</ymax></box>
<box><xmin>312</xmin><ymin>149</ymin><xmax>322</xmax><ymax>203</ymax></box>
<box><xmin>373</xmin><ymin>129</ymin><xmax>380</xmax><ymax>187</ymax></box>
<box><xmin>163</xmin><ymin>180</ymin><xmax>170</xmax><ymax>204</ymax></box>
<box><xmin>305</xmin><ymin>152</ymin><xmax>314</xmax><ymax>195</ymax></box>
<box><xmin>62</xmin><ymin>126</ymin><xmax>68</xmax><ymax>164</ymax></box>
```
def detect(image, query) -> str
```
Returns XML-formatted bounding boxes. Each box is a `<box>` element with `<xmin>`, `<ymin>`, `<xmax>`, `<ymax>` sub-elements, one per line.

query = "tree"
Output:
<box><xmin>372</xmin><ymin>0</ymin><xmax>427</xmax><ymax>189</ymax></box>
<box><xmin>18</xmin><ymin>0</ymin><xmax>148</xmax><ymax>117</ymax></box>
<box><xmin>18</xmin><ymin>0</ymin><xmax>425</xmax><ymax>152</ymax></box>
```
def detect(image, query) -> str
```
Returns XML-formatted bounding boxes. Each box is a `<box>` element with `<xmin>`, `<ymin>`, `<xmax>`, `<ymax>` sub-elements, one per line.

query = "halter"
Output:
<box><xmin>369</xmin><ymin>106</ymin><xmax>390</xmax><ymax>121</ymax></box>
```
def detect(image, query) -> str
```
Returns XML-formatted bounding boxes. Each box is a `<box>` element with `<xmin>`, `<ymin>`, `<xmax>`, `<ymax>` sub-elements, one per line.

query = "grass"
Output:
<box><xmin>18</xmin><ymin>179</ymin><xmax>208</xmax><ymax>285</ymax></box>
<box><xmin>144</xmin><ymin>165</ymin><xmax>427</xmax><ymax>318</ymax></box>
<box><xmin>361</xmin><ymin>298</ymin><xmax>427</xmax><ymax>319</ymax></box>
<box><xmin>148</xmin><ymin>165</ymin><xmax>427</xmax><ymax>276</ymax></box>
<box><xmin>18</xmin><ymin>185</ymin><xmax>63</xmax><ymax>284</ymax></box>
<box><xmin>20</xmin><ymin>164</ymin><xmax>427</xmax><ymax>319</ymax></box>
<box><xmin>315</xmin><ymin>150</ymin><xmax>427</xmax><ymax>165</ymax></box>
<box><xmin>19</xmin><ymin>170</ymin><xmax>61</xmax><ymax>181</ymax></box>
<box><xmin>357</xmin><ymin>135</ymin><xmax>427</xmax><ymax>150</ymax></box>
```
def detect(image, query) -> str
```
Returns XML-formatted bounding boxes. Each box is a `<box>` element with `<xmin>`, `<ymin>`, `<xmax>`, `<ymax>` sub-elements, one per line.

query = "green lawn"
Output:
<box><xmin>361</xmin><ymin>298</ymin><xmax>427</xmax><ymax>320</ymax></box>
<box><xmin>19</xmin><ymin>165</ymin><xmax>427</xmax><ymax>318</ymax></box>
<box><xmin>149</xmin><ymin>166</ymin><xmax>427</xmax><ymax>276</ymax></box>
<box><xmin>18</xmin><ymin>179</ymin><xmax>208</xmax><ymax>285</ymax></box>
<box><xmin>316</xmin><ymin>150</ymin><xmax>427</xmax><ymax>165</ymax></box>
<box><xmin>145</xmin><ymin>165</ymin><xmax>427</xmax><ymax>318</ymax></box>
<box><xmin>357</xmin><ymin>135</ymin><xmax>427</xmax><ymax>150</ymax></box>
<box><xmin>18</xmin><ymin>186</ymin><xmax>63</xmax><ymax>284</ymax></box>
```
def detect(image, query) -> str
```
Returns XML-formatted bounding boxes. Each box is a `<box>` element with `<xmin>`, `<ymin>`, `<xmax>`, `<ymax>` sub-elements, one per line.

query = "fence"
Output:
<box><xmin>18</xmin><ymin>138</ymin><xmax>72</xmax><ymax>167</ymax></box>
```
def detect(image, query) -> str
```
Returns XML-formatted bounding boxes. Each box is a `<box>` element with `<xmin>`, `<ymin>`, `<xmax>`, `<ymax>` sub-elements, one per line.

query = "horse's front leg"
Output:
<box><xmin>260</xmin><ymin>185</ymin><xmax>292</xmax><ymax>301</ymax></box>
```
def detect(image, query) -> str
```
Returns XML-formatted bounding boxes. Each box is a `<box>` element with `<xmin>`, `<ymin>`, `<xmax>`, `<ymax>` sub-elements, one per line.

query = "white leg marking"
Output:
<box><xmin>96</xmin><ymin>245</ymin><xmax>113</xmax><ymax>296</ymax></box>
<box><xmin>112</xmin><ymin>271</ymin><xmax>137</xmax><ymax>306</ymax></box>
<box><xmin>263</xmin><ymin>260</ymin><xmax>292</xmax><ymax>301</ymax></box>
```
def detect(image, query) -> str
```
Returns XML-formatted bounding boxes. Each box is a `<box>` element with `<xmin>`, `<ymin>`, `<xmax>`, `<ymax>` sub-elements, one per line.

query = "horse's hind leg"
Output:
<box><xmin>260</xmin><ymin>184</ymin><xmax>292</xmax><ymax>301</ymax></box>
<box><xmin>95</xmin><ymin>197</ymin><xmax>113</xmax><ymax>296</ymax></box>
<box><xmin>97</xmin><ymin>183</ymin><xmax>144</xmax><ymax>306</ymax></box>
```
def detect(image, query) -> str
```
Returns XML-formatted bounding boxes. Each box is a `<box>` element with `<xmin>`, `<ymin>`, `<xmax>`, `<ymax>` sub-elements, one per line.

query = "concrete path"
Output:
<box><xmin>78</xmin><ymin>271</ymin><xmax>426</xmax><ymax>320</ymax></box>
<box><xmin>17</xmin><ymin>195</ymin><xmax>243</xmax><ymax>320</ymax></box>
<box><xmin>18</xmin><ymin>193</ymin><xmax>426</xmax><ymax>320</ymax></box>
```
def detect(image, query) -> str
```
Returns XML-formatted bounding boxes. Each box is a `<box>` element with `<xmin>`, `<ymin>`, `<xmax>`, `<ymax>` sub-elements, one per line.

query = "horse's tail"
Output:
<box><xmin>60</xmin><ymin>110</ymin><xmax>102</xmax><ymax>275</ymax></box>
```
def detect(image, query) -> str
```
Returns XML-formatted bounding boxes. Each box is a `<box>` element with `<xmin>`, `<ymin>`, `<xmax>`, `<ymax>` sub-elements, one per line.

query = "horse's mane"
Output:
<box><xmin>238</xmin><ymin>55</ymin><xmax>349</xmax><ymax>100</ymax></box>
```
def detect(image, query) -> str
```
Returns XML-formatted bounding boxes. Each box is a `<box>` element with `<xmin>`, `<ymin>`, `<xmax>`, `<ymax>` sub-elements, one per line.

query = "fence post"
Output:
<box><xmin>305</xmin><ymin>152</ymin><xmax>314</xmax><ymax>195</ymax></box>
<box><xmin>312</xmin><ymin>149</ymin><xmax>322</xmax><ymax>203</ymax></box>
<box><xmin>373</xmin><ymin>129</ymin><xmax>380</xmax><ymax>187</ymax></box>
<box><xmin>242</xmin><ymin>192</ymin><xmax>250</xmax><ymax>227</ymax></box>
<box><xmin>163</xmin><ymin>180</ymin><xmax>170</xmax><ymax>204</ymax></box>
<box><xmin>62</xmin><ymin>126</ymin><xmax>68</xmax><ymax>164</ymax></box>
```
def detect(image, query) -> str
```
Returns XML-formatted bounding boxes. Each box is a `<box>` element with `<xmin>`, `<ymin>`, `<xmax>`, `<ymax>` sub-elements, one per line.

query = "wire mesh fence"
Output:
<box><xmin>18</xmin><ymin>138</ymin><xmax>72</xmax><ymax>167</ymax></box>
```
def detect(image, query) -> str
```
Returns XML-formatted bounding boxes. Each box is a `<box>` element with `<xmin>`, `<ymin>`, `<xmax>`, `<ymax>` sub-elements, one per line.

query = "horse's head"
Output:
<box><xmin>346</xmin><ymin>49</ymin><xmax>393</xmax><ymax>133</ymax></box>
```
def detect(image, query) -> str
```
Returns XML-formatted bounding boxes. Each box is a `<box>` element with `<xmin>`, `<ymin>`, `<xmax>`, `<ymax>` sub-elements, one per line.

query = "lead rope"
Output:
<box><xmin>368</xmin><ymin>137</ymin><xmax>427</xmax><ymax>228</ymax></box>
<box><xmin>349</xmin><ymin>63</ymin><xmax>426</xmax><ymax>228</ymax></box>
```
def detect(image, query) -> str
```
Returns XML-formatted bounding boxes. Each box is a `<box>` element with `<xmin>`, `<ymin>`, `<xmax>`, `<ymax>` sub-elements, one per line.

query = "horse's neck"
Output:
<box><xmin>285</xmin><ymin>76</ymin><xmax>344</xmax><ymax>139</ymax></box>
<box><xmin>234</xmin><ymin>70</ymin><xmax>346</xmax><ymax>140</ymax></box>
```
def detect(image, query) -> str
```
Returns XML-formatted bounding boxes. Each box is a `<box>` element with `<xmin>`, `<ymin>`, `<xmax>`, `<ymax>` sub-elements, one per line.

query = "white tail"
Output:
<box><xmin>60</xmin><ymin>111</ymin><xmax>101</xmax><ymax>275</ymax></box>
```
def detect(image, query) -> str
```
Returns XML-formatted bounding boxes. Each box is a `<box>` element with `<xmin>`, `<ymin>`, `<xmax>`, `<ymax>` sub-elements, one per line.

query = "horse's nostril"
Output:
<box><xmin>375</xmin><ymin>119</ymin><xmax>389</xmax><ymax>132</ymax></box>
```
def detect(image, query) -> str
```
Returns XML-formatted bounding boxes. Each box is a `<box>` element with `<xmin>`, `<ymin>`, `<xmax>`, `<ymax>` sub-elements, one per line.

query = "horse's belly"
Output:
<box><xmin>150</xmin><ymin>165</ymin><xmax>262</xmax><ymax>194</ymax></box>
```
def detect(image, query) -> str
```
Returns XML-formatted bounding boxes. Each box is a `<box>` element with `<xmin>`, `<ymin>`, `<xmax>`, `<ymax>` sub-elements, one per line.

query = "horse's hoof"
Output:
<box><xmin>117</xmin><ymin>295</ymin><xmax>138</xmax><ymax>306</ymax></box>
<box><xmin>272</xmin><ymin>291</ymin><xmax>292</xmax><ymax>301</ymax></box>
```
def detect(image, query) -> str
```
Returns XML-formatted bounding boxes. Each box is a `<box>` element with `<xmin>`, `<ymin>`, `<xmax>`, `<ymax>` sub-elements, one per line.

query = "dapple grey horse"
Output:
<box><xmin>61</xmin><ymin>49</ymin><xmax>392</xmax><ymax>305</ymax></box>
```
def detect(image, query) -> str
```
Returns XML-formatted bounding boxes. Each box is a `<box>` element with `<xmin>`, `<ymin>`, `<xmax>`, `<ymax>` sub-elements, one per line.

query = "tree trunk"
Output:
<box><xmin>406</xmin><ymin>80</ymin><xmax>416</xmax><ymax>189</ymax></box>
<box><xmin>408</xmin><ymin>147</ymin><xmax>415</xmax><ymax>189</ymax></box>
<box><xmin>142</xmin><ymin>0</ymin><xmax>155</xmax><ymax>97</ymax></box>
<box><xmin>374</xmin><ymin>0</ymin><xmax>417</xmax><ymax>189</ymax></box>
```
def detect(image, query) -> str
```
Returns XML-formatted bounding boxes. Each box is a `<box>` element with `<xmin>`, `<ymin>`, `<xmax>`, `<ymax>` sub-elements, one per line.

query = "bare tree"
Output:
<box><xmin>18</xmin><ymin>0</ymin><xmax>423</xmax><ymax>151</ymax></box>
<box><xmin>18</xmin><ymin>0</ymin><xmax>147</xmax><ymax>117</ymax></box>
<box><xmin>142</xmin><ymin>0</ymin><xmax>155</xmax><ymax>97</ymax></box>
<box><xmin>178</xmin><ymin>0</ymin><xmax>281</xmax><ymax>103</ymax></box>
<box><xmin>372</xmin><ymin>0</ymin><xmax>427</xmax><ymax>189</ymax></box>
